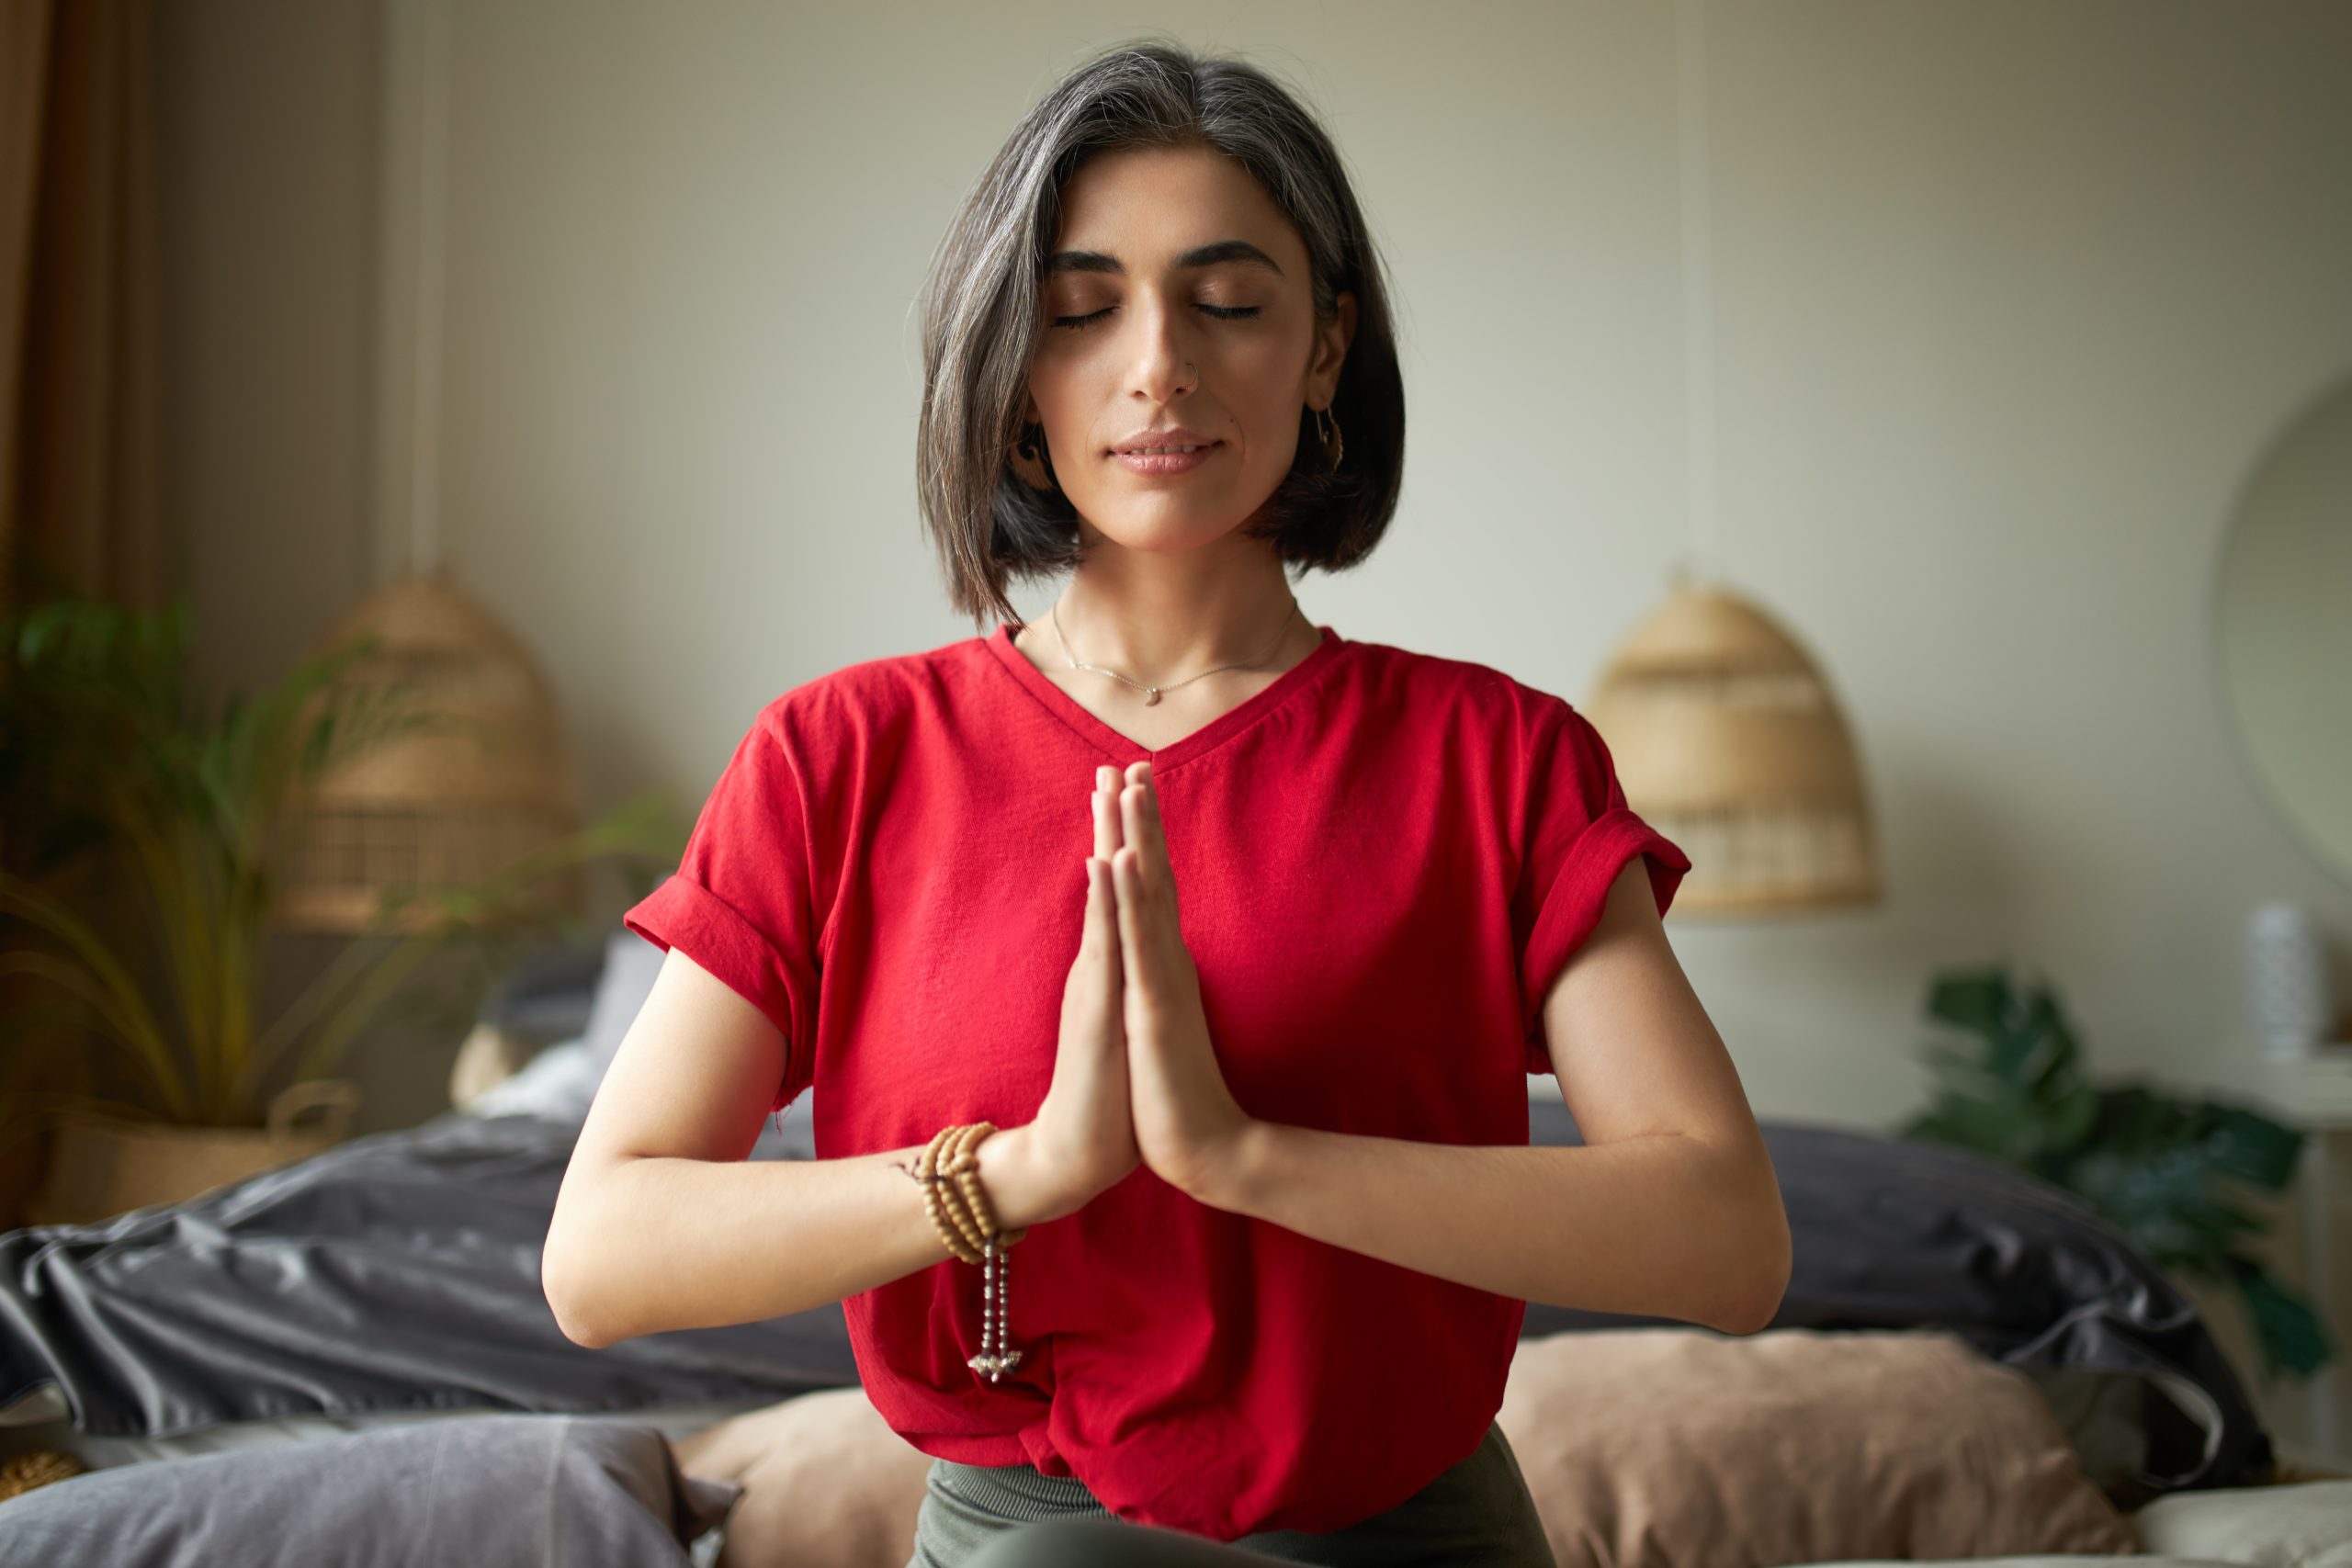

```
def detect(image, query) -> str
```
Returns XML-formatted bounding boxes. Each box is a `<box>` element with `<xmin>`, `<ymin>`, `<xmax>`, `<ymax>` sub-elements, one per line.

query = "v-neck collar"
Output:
<box><xmin>984</xmin><ymin>620</ymin><xmax>1349</xmax><ymax>772</ymax></box>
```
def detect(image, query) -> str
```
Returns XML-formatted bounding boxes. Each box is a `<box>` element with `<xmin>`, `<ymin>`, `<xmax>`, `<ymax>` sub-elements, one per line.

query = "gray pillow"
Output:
<box><xmin>476</xmin><ymin>940</ymin><xmax>604</xmax><ymax>1046</ymax></box>
<box><xmin>0</xmin><ymin>1414</ymin><xmax>740</xmax><ymax>1566</ymax></box>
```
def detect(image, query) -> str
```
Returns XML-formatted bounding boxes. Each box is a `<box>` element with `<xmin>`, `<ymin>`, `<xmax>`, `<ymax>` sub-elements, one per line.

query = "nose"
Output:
<box><xmin>1125</xmin><ymin>292</ymin><xmax>1198</xmax><ymax>405</ymax></box>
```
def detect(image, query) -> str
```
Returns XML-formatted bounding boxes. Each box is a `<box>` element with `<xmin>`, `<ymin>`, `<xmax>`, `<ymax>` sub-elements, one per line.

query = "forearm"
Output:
<box><xmin>543</xmin><ymin>1123</ymin><xmax>1059</xmax><ymax>1347</ymax></box>
<box><xmin>1204</xmin><ymin>1122</ymin><xmax>1789</xmax><ymax>1334</ymax></box>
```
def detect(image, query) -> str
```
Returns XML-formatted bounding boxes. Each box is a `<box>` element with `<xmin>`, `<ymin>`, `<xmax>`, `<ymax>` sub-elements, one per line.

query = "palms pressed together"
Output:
<box><xmin>1077</xmin><ymin>760</ymin><xmax>1256</xmax><ymax>1202</ymax></box>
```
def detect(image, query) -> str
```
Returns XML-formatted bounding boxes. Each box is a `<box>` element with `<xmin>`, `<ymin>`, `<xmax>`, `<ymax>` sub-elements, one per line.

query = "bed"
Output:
<box><xmin>2</xmin><ymin>930</ymin><xmax>2346</xmax><ymax>1567</ymax></box>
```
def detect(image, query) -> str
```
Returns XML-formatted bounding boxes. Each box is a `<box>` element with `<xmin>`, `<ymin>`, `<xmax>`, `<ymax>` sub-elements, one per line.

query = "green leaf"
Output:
<box><xmin>1919</xmin><ymin>1093</ymin><xmax>2034</xmax><ymax>1163</ymax></box>
<box><xmin>2041</xmin><ymin>1081</ymin><xmax>2101</xmax><ymax>1152</ymax></box>
<box><xmin>1917</xmin><ymin>1039</ymin><xmax>1999</xmax><ymax>1090</ymax></box>
<box><xmin>2203</xmin><ymin>1104</ymin><xmax>2303</xmax><ymax>1190</ymax></box>
<box><xmin>1926</xmin><ymin>967</ymin><xmax>2016</xmax><ymax>1036</ymax></box>
<box><xmin>2233</xmin><ymin>1268</ymin><xmax>2335</xmax><ymax>1381</ymax></box>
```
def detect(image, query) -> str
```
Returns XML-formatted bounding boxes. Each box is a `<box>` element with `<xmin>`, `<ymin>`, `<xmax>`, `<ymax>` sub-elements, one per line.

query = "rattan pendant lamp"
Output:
<box><xmin>1588</xmin><ymin>1</ymin><xmax>1883</xmax><ymax>918</ymax></box>
<box><xmin>274</xmin><ymin>0</ymin><xmax>579</xmax><ymax>934</ymax></box>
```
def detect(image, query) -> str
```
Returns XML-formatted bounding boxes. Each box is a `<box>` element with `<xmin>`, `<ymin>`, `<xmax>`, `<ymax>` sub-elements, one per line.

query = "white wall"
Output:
<box><xmin>159</xmin><ymin>0</ymin><xmax>2352</xmax><ymax>1443</ymax></box>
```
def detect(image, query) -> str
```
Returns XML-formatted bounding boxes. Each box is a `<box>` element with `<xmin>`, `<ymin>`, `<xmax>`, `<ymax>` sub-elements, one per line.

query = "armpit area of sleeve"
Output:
<box><xmin>622</xmin><ymin>872</ymin><xmax>810</xmax><ymax>1070</ymax></box>
<box><xmin>1519</xmin><ymin>807</ymin><xmax>1692</xmax><ymax>1075</ymax></box>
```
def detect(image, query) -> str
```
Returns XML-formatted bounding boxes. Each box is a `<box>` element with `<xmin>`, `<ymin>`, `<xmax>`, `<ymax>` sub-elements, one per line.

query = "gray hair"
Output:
<box><xmin>915</xmin><ymin>39</ymin><xmax>1408</xmax><ymax>631</ymax></box>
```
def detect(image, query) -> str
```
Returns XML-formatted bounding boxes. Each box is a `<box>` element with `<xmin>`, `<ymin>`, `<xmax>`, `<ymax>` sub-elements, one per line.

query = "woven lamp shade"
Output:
<box><xmin>273</xmin><ymin>569</ymin><xmax>582</xmax><ymax>933</ymax></box>
<box><xmin>1584</xmin><ymin>580</ymin><xmax>1883</xmax><ymax>917</ymax></box>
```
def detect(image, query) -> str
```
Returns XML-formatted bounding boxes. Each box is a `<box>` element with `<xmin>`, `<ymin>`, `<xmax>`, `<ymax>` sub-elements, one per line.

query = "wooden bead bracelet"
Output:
<box><xmin>901</xmin><ymin>1121</ymin><xmax>1029</xmax><ymax>1383</ymax></box>
<box><xmin>914</xmin><ymin>1122</ymin><xmax>1029</xmax><ymax>1261</ymax></box>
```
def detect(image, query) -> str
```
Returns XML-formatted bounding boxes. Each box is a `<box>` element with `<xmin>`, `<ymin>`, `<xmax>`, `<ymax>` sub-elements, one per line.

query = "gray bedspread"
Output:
<box><xmin>0</xmin><ymin>1111</ymin><xmax>854</xmax><ymax>1437</ymax></box>
<box><xmin>0</xmin><ymin>1100</ymin><xmax>2273</xmax><ymax>1504</ymax></box>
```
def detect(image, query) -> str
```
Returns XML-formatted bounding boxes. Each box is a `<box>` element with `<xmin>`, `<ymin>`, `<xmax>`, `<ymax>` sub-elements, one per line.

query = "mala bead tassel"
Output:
<box><xmin>904</xmin><ymin>1121</ymin><xmax>1030</xmax><ymax>1384</ymax></box>
<box><xmin>968</xmin><ymin>1233</ymin><xmax>1023</xmax><ymax>1382</ymax></box>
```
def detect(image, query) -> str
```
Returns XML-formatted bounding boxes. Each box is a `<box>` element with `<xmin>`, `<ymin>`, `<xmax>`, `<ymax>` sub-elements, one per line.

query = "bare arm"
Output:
<box><xmin>539</xmin><ymin>948</ymin><xmax>1063</xmax><ymax>1348</ymax></box>
<box><xmin>1205</xmin><ymin>1122</ymin><xmax>1774</xmax><ymax>1332</ymax></box>
<box><xmin>1195</xmin><ymin>859</ymin><xmax>1792</xmax><ymax>1335</ymax></box>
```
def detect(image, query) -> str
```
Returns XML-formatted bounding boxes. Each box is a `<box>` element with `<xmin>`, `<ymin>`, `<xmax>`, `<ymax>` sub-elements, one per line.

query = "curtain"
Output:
<box><xmin>1</xmin><ymin>0</ymin><xmax>164</xmax><ymax>1225</ymax></box>
<box><xmin>1</xmin><ymin>0</ymin><xmax>165</xmax><ymax>617</ymax></box>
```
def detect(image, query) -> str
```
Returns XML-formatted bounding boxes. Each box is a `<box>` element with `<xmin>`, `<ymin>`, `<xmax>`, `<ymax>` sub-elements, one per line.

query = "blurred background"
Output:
<box><xmin>5</xmin><ymin>0</ymin><xmax>2350</xmax><ymax>1460</ymax></box>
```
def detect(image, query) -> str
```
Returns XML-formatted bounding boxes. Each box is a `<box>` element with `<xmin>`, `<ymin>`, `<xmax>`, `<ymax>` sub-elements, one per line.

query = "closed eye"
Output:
<box><xmin>1051</xmin><ymin>304</ymin><xmax>1261</xmax><ymax>331</ymax></box>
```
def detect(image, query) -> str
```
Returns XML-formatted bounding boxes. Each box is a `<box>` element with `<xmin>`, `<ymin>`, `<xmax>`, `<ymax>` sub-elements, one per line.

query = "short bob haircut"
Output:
<box><xmin>916</xmin><ymin>39</ymin><xmax>1407</xmax><ymax>632</ymax></box>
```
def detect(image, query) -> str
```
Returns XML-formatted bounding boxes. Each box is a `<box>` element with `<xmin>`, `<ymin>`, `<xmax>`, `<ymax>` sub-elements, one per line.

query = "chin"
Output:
<box><xmin>1086</xmin><ymin>489</ymin><xmax>1281</xmax><ymax>548</ymax></box>
<box><xmin>1078</xmin><ymin>502</ymin><xmax>1248</xmax><ymax>551</ymax></box>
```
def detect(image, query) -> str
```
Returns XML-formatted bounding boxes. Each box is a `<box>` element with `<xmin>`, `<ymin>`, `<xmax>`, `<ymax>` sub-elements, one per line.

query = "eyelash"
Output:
<box><xmin>1050</xmin><ymin>304</ymin><xmax>1261</xmax><ymax>332</ymax></box>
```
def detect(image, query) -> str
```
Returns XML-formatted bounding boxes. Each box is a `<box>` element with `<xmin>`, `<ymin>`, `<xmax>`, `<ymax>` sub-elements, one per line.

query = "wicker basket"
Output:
<box><xmin>271</xmin><ymin>568</ymin><xmax>582</xmax><ymax>934</ymax></box>
<box><xmin>24</xmin><ymin>1079</ymin><xmax>361</xmax><ymax>1225</ymax></box>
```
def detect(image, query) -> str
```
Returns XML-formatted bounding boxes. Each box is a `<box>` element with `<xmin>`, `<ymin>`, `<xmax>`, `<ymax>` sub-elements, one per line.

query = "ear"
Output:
<box><xmin>1307</xmin><ymin>290</ymin><xmax>1357</xmax><ymax>407</ymax></box>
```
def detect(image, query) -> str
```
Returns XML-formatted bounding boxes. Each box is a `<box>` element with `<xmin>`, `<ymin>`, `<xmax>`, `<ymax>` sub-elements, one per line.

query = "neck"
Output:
<box><xmin>1039</xmin><ymin>545</ymin><xmax>1306</xmax><ymax>682</ymax></box>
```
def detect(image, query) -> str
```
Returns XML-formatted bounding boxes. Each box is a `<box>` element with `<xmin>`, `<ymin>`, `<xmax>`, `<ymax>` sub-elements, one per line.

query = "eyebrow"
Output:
<box><xmin>1045</xmin><ymin>239</ymin><xmax>1286</xmax><ymax>279</ymax></box>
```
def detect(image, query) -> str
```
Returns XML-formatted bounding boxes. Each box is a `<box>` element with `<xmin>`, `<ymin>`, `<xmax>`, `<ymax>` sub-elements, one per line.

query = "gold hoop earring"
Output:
<box><xmin>1312</xmin><ymin>405</ymin><xmax>1344</xmax><ymax>473</ymax></box>
<box><xmin>1011</xmin><ymin>421</ymin><xmax>1059</xmax><ymax>493</ymax></box>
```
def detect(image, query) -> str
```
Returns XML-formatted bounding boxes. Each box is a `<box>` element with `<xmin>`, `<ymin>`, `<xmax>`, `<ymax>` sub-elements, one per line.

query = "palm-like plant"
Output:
<box><xmin>0</xmin><ymin>594</ymin><xmax>685</xmax><ymax>1144</ymax></box>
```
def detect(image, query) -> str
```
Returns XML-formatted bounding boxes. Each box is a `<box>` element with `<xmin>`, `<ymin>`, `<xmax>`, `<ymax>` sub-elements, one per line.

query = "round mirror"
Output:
<box><xmin>2211</xmin><ymin>372</ymin><xmax>2352</xmax><ymax>892</ymax></box>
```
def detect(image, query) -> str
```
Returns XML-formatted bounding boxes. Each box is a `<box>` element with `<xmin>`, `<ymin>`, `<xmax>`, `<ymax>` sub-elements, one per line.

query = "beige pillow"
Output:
<box><xmin>1496</xmin><ymin>1326</ymin><xmax>2140</xmax><ymax>1566</ymax></box>
<box><xmin>674</xmin><ymin>1326</ymin><xmax>2140</xmax><ymax>1568</ymax></box>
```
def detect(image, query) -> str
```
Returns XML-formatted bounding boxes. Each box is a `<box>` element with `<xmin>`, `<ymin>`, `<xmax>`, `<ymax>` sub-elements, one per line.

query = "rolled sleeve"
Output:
<box><xmin>1511</xmin><ymin>700</ymin><xmax>1691</xmax><ymax>1077</ymax></box>
<box><xmin>623</xmin><ymin>710</ymin><xmax>823</xmax><ymax>1112</ymax></box>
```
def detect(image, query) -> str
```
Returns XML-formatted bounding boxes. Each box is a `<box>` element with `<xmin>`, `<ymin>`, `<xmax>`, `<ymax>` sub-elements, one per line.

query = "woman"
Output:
<box><xmin>542</xmin><ymin>39</ymin><xmax>1789</xmax><ymax>1567</ymax></box>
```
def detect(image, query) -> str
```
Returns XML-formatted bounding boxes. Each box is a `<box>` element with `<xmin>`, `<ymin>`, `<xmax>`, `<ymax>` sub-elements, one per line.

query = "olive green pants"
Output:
<box><xmin>904</xmin><ymin>1421</ymin><xmax>1555</xmax><ymax>1567</ymax></box>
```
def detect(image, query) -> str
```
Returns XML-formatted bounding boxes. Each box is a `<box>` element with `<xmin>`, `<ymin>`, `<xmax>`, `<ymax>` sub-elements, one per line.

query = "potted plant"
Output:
<box><xmin>0</xmin><ymin>594</ymin><xmax>686</xmax><ymax>1223</ymax></box>
<box><xmin>1897</xmin><ymin>962</ymin><xmax>2332</xmax><ymax>1385</ymax></box>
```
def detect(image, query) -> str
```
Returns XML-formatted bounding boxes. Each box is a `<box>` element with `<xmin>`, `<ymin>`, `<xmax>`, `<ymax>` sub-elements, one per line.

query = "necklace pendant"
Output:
<box><xmin>1143</xmin><ymin>687</ymin><xmax>1161</xmax><ymax>705</ymax></box>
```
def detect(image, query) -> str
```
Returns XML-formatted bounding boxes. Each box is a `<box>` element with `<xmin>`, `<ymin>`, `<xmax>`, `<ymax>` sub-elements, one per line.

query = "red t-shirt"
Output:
<box><xmin>621</xmin><ymin>621</ymin><xmax>1690</xmax><ymax>1540</ymax></box>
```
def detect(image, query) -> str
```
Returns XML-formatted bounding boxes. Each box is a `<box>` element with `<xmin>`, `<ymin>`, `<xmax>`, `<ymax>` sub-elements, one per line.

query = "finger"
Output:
<box><xmin>1080</xmin><ymin>853</ymin><xmax>1104</xmax><ymax>951</ymax></box>
<box><xmin>1139</xmin><ymin>764</ymin><xmax>1170</xmax><ymax>880</ymax></box>
<box><xmin>1120</xmin><ymin>780</ymin><xmax>1159</xmax><ymax>901</ymax></box>
<box><xmin>1111</xmin><ymin>846</ymin><xmax>1151</xmax><ymax>981</ymax></box>
<box><xmin>1093</xmin><ymin>765</ymin><xmax>1124</xmax><ymax>862</ymax></box>
<box><xmin>1123</xmin><ymin>767</ymin><xmax>1172</xmax><ymax>908</ymax></box>
<box><xmin>1085</xmin><ymin>855</ymin><xmax>1122</xmax><ymax>978</ymax></box>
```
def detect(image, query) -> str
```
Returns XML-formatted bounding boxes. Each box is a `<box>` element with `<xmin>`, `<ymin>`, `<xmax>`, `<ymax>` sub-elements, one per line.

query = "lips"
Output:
<box><xmin>1110</xmin><ymin>428</ymin><xmax>1220</xmax><ymax>455</ymax></box>
<box><xmin>1111</xmin><ymin>443</ymin><xmax>1221</xmax><ymax>476</ymax></box>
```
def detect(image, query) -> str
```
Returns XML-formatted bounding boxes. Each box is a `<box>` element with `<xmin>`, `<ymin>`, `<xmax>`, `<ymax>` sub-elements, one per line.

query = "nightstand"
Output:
<box><xmin>2215</xmin><ymin>1043</ymin><xmax>2352</xmax><ymax>1461</ymax></box>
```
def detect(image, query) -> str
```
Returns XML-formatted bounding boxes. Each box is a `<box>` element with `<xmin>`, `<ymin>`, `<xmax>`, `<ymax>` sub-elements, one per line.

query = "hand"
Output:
<box><xmin>1111</xmin><ymin>761</ymin><xmax>1257</xmax><ymax>1201</ymax></box>
<box><xmin>1022</xmin><ymin>765</ymin><xmax>1144</xmax><ymax>1222</ymax></box>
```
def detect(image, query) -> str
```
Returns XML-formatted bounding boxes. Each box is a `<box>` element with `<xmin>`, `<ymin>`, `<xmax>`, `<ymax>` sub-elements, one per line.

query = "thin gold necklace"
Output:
<box><xmin>1048</xmin><ymin>597</ymin><xmax>1307</xmax><ymax>706</ymax></box>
